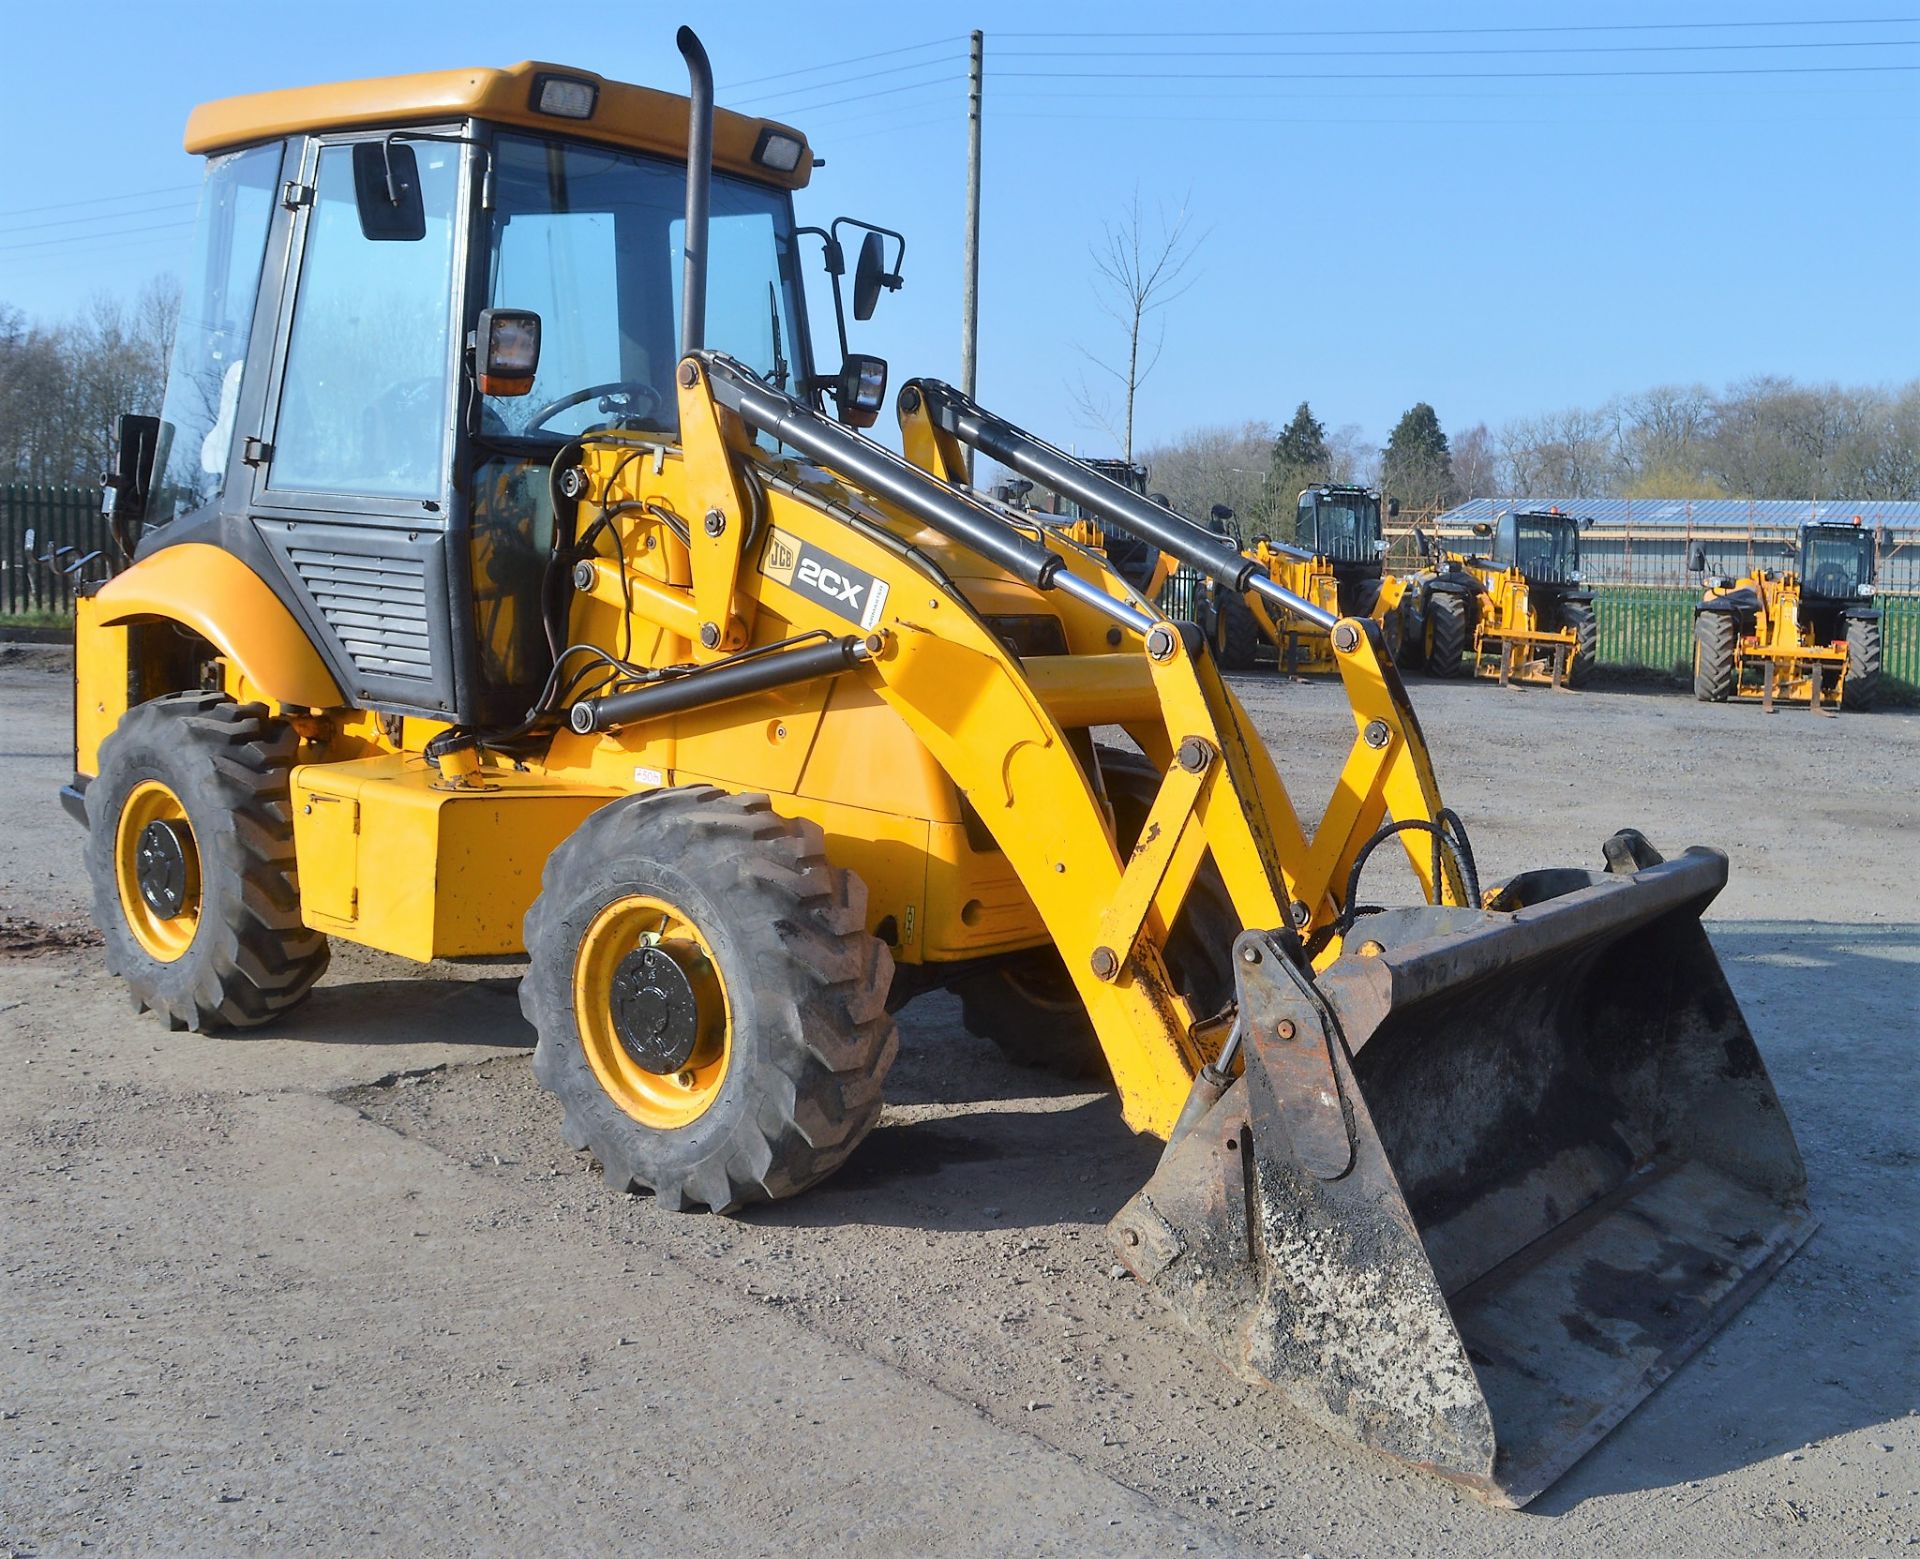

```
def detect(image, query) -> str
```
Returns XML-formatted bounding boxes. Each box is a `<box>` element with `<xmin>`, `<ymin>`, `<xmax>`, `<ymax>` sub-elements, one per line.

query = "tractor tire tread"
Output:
<box><xmin>522</xmin><ymin>786</ymin><xmax>896</xmax><ymax>1213</ymax></box>
<box><xmin>1694</xmin><ymin>612</ymin><xmax>1737</xmax><ymax>702</ymax></box>
<box><xmin>88</xmin><ymin>692</ymin><xmax>329</xmax><ymax>1032</ymax></box>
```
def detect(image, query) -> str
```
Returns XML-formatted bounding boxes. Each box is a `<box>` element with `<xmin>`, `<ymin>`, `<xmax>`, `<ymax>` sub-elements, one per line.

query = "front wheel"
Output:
<box><xmin>1207</xmin><ymin>585</ymin><xmax>1262</xmax><ymax>671</ymax></box>
<box><xmin>1694</xmin><ymin>612</ymin><xmax>1736</xmax><ymax>702</ymax></box>
<box><xmin>1560</xmin><ymin>601</ymin><xmax>1598</xmax><ymax>689</ymax></box>
<box><xmin>1425</xmin><ymin>592</ymin><xmax>1470</xmax><ymax>677</ymax></box>
<box><xmin>1841</xmin><ymin>616</ymin><xmax>1881</xmax><ymax>710</ymax></box>
<box><xmin>87</xmin><ymin>693</ymin><xmax>329</xmax><ymax>1031</ymax></box>
<box><xmin>522</xmin><ymin>787</ymin><xmax>897</xmax><ymax>1212</ymax></box>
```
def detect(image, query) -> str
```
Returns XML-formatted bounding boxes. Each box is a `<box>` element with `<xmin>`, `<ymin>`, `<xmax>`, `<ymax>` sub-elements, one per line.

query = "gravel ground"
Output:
<box><xmin>3</xmin><ymin>642</ymin><xmax>1916</xmax><ymax>1555</ymax></box>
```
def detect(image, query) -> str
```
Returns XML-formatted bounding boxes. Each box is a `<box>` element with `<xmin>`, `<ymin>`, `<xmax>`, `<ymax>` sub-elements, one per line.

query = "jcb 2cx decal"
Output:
<box><xmin>759</xmin><ymin>529</ymin><xmax>890</xmax><ymax>630</ymax></box>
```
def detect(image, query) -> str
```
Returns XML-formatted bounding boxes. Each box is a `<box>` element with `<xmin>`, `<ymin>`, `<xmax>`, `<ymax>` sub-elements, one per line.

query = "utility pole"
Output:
<box><xmin>961</xmin><ymin>29</ymin><xmax>982</xmax><ymax>483</ymax></box>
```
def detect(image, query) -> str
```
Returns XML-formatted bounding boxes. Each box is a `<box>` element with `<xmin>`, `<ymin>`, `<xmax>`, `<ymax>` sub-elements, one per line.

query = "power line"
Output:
<box><xmin>729</xmin><ymin>55</ymin><xmax>963</xmax><ymax>110</ymax></box>
<box><xmin>0</xmin><ymin>182</ymin><xmax>199</xmax><ymax>222</ymax></box>
<box><xmin>996</xmin><ymin>37</ymin><xmax>1920</xmax><ymax>59</ymax></box>
<box><xmin>0</xmin><ymin>218</ymin><xmax>195</xmax><ymax>256</ymax></box>
<box><xmin>992</xmin><ymin>63</ymin><xmax>1920</xmax><ymax>81</ymax></box>
<box><xmin>718</xmin><ymin>36</ymin><xmax>961</xmax><ymax>91</ymax></box>
<box><xmin>3</xmin><ymin>197</ymin><xmax>198</xmax><ymax>238</ymax></box>
<box><xmin>997</xmin><ymin>16</ymin><xmax>1920</xmax><ymax>39</ymax></box>
<box><xmin>749</xmin><ymin>73</ymin><xmax>960</xmax><ymax>118</ymax></box>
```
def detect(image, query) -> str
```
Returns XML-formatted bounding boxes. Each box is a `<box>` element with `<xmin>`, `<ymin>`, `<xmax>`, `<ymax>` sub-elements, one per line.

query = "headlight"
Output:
<box><xmin>1569</xmin><ymin>570</ymin><xmax>1583</xmax><ymax>583</ymax></box>
<box><xmin>753</xmin><ymin>129</ymin><xmax>806</xmax><ymax>173</ymax></box>
<box><xmin>1858</xmin><ymin>583</ymin><xmax>1876</xmax><ymax>597</ymax></box>
<box><xmin>532</xmin><ymin>74</ymin><xmax>597</xmax><ymax>120</ymax></box>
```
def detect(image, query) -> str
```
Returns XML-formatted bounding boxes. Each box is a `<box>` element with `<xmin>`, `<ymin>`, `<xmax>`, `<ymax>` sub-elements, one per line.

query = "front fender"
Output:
<box><xmin>91</xmin><ymin>543</ymin><xmax>343</xmax><ymax>709</ymax></box>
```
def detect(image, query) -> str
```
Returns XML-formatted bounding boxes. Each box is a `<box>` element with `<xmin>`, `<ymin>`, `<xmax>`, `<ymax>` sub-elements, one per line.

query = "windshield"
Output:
<box><xmin>1514</xmin><ymin>517</ymin><xmax>1579</xmax><ymax>584</ymax></box>
<box><xmin>481</xmin><ymin>132</ymin><xmax>809</xmax><ymax>440</ymax></box>
<box><xmin>1800</xmin><ymin>528</ymin><xmax>1872</xmax><ymax>598</ymax></box>
<box><xmin>1300</xmin><ymin>494</ymin><xmax>1379</xmax><ymax>561</ymax></box>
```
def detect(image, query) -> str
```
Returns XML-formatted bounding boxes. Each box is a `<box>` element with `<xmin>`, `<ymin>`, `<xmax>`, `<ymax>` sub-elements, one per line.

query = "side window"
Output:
<box><xmin>147</xmin><ymin>142</ymin><xmax>281</xmax><ymax>526</ymax></box>
<box><xmin>270</xmin><ymin>141</ymin><xmax>461</xmax><ymax>499</ymax></box>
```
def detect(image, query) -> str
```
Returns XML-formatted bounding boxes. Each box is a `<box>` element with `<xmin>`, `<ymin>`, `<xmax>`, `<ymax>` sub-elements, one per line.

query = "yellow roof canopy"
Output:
<box><xmin>183</xmin><ymin>60</ymin><xmax>813</xmax><ymax>190</ymax></box>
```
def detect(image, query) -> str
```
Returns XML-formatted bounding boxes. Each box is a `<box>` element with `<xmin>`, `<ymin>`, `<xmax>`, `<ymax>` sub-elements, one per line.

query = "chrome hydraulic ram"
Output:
<box><xmin>904</xmin><ymin>378</ymin><xmax>1338</xmax><ymax>634</ymax></box>
<box><xmin>697</xmin><ymin>352</ymin><xmax>1156</xmax><ymax>638</ymax></box>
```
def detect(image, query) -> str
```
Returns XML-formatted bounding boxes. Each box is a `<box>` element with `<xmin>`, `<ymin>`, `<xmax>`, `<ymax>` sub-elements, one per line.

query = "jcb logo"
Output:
<box><xmin>797</xmin><ymin>557</ymin><xmax>864</xmax><ymax>610</ymax></box>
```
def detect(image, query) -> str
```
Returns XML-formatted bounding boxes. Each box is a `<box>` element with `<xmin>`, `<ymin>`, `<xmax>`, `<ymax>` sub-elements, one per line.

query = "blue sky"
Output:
<box><xmin>2</xmin><ymin>1</ymin><xmax>1915</xmax><ymax>455</ymax></box>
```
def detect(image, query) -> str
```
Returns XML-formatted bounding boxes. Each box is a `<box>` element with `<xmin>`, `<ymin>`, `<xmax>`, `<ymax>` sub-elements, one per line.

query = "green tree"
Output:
<box><xmin>1381</xmin><ymin>402</ymin><xmax>1456</xmax><ymax>511</ymax></box>
<box><xmin>1270</xmin><ymin>401</ymin><xmax>1329</xmax><ymax>475</ymax></box>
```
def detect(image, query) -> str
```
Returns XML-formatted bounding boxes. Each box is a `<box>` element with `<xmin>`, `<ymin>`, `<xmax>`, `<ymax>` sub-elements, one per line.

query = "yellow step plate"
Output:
<box><xmin>290</xmin><ymin>755</ymin><xmax>618</xmax><ymax>961</ymax></box>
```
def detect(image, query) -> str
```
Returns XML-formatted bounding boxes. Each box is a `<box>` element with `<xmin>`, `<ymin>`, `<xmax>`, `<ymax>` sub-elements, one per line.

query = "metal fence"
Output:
<box><xmin>1</xmin><ymin>485</ymin><xmax>110</xmax><ymax>617</ymax></box>
<box><xmin>1152</xmin><ymin>568</ymin><xmax>1920</xmax><ymax>701</ymax></box>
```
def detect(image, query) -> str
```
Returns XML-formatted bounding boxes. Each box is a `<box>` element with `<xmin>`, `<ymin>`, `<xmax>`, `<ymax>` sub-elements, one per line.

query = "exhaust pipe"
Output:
<box><xmin>677</xmin><ymin>26</ymin><xmax>713</xmax><ymax>353</ymax></box>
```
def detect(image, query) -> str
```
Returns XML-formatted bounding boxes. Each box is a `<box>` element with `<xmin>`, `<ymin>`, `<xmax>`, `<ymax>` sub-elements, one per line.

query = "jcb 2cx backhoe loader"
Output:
<box><xmin>69</xmin><ymin>35</ymin><xmax>1812</xmax><ymax>1507</ymax></box>
<box><xmin>1694</xmin><ymin>520</ymin><xmax>1882</xmax><ymax>711</ymax></box>
<box><xmin>1195</xmin><ymin>484</ymin><xmax>1415</xmax><ymax>674</ymax></box>
<box><xmin>1412</xmin><ymin>508</ymin><xmax>1598</xmax><ymax>687</ymax></box>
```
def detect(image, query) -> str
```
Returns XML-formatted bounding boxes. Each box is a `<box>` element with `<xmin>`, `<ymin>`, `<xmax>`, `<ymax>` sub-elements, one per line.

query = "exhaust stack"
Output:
<box><xmin>677</xmin><ymin>26</ymin><xmax>713</xmax><ymax>353</ymax></box>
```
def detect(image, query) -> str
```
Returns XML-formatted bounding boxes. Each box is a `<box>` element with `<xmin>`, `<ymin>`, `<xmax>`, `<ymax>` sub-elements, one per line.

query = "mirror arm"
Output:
<box><xmin>385</xmin><ymin>130</ymin><xmax>495</xmax><ymax>209</ymax></box>
<box><xmin>797</xmin><ymin>225</ymin><xmax>852</xmax><ymax>366</ymax></box>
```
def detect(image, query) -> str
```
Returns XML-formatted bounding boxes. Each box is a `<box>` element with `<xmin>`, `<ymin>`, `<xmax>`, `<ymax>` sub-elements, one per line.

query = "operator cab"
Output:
<box><xmin>1495</xmin><ymin>509</ymin><xmax>1584</xmax><ymax>590</ymax></box>
<box><xmin>1799</xmin><ymin>520</ymin><xmax>1875</xmax><ymax>602</ymax></box>
<box><xmin>118</xmin><ymin>61</ymin><xmax>901</xmax><ymax>727</ymax></box>
<box><xmin>1296</xmin><ymin>484</ymin><xmax>1393</xmax><ymax>614</ymax></box>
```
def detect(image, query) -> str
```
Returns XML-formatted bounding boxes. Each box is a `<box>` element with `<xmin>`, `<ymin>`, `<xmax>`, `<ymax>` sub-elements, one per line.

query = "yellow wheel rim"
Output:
<box><xmin>114</xmin><ymin>779</ymin><xmax>201</xmax><ymax>963</ymax></box>
<box><xmin>574</xmin><ymin>894</ymin><xmax>731</xmax><ymax>1130</ymax></box>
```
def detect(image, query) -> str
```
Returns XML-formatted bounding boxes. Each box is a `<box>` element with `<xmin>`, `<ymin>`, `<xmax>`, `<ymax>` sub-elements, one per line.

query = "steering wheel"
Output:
<box><xmin>523</xmin><ymin>380</ymin><xmax>665</xmax><ymax>433</ymax></box>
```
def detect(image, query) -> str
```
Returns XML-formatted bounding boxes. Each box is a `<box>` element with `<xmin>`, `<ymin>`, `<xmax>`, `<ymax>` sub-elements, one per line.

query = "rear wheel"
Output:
<box><xmin>1425</xmin><ymin>592</ymin><xmax>1470</xmax><ymax>677</ymax></box>
<box><xmin>87</xmin><ymin>693</ymin><xmax>329</xmax><ymax>1031</ymax></box>
<box><xmin>954</xmin><ymin>748</ymin><xmax>1239</xmax><ymax>1082</ymax></box>
<box><xmin>522</xmin><ymin>787</ymin><xmax>896</xmax><ymax>1212</ymax></box>
<box><xmin>1694</xmin><ymin>612</ymin><xmax>1737</xmax><ymax>702</ymax></box>
<box><xmin>1560</xmin><ymin>601</ymin><xmax>1598</xmax><ymax>689</ymax></box>
<box><xmin>1842</xmin><ymin>616</ymin><xmax>1882</xmax><ymax>710</ymax></box>
<box><xmin>1207</xmin><ymin>585</ymin><xmax>1262</xmax><ymax>671</ymax></box>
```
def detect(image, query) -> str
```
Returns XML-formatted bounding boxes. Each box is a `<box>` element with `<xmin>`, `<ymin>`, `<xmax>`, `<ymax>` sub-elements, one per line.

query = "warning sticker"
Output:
<box><xmin>759</xmin><ymin>527</ymin><xmax>889</xmax><ymax>630</ymax></box>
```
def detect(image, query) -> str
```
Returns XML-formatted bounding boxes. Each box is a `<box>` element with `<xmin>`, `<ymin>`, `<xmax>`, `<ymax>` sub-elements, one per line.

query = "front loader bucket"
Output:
<box><xmin>1111</xmin><ymin>846</ymin><xmax>1812</xmax><ymax>1506</ymax></box>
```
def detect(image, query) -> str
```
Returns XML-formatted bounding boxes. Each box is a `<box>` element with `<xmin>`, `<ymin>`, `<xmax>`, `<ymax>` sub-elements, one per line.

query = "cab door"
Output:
<box><xmin>246</xmin><ymin>130</ymin><xmax>473</xmax><ymax>718</ymax></box>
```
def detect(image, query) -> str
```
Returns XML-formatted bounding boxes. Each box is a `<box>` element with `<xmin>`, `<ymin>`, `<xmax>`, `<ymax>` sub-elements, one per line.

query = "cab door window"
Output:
<box><xmin>270</xmin><ymin>140</ymin><xmax>462</xmax><ymax>499</ymax></box>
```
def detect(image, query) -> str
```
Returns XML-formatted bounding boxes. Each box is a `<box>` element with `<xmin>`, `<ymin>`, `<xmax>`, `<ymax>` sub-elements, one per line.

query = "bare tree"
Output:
<box><xmin>1069</xmin><ymin>189</ymin><xmax>1205</xmax><ymax>460</ymax></box>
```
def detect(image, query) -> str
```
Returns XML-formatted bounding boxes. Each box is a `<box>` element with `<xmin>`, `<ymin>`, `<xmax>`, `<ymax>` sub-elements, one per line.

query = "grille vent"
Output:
<box><xmin>288</xmin><ymin>547</ymin><xmax>431</xmax><ymax>680</ymax></box>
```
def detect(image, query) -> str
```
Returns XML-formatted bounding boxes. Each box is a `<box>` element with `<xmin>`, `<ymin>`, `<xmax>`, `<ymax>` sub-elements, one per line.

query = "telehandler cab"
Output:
<box><xmin>1694</xmin><ymin>519</ymin><xmax>1882</xmax><ymax>711</ymax></box>
<box><xmin>1195</xmin><ymin>484</ymin><xmax>1415</xmax><ymax>673</ymax></box>
<box><xmin>70</xmin><ymin>34</ymin><xmax>1812</xmax><ymax>1507</ymax></box>
<box><xmin>1413</xmin><ymin>508</ymin><xmax>1597</xmax><ymax>687</ymax></box>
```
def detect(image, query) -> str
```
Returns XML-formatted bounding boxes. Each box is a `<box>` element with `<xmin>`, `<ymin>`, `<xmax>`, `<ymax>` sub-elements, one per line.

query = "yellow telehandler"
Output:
<box><xmin>1413</xmin><ymin>508</ymin><xmax>1598</xmax><ymax>687</ymax></box>
<box><xmin>1693</xmin><ymin>520</ymin><xmax>1882</xmax><ymax>711</ymax></box>
<box><xmin>70</xmin><ymin>36</ymin><xmax>1811</xmax><ymax>1507</ymax></box>
<box><xmin>1195</xmin><ymin>484</ymin><xmax>1415</xmax><ymax>673</ymax></box>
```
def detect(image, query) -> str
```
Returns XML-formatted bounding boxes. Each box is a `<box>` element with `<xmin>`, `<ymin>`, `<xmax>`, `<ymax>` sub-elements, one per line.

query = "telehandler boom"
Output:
<box><xmin>69</xmin><ymin>35</ymin><xmax>1811</xmax><ymax>1506</ymax></box>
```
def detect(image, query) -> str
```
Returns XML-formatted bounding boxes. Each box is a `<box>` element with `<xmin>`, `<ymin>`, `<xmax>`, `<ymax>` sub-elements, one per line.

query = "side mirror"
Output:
<box><xmin>101</xmin><ymin>413</ymin><xmax>161</xmax><ymax>525</ymax></box>
<box><xmin>852</xmin><ymin>231</ymin><xmax>889</xmax><ymax>321</ymax></box>
<box><xmin>1387</xmin><ymin>497</ymin><xmax>1401</xmax><ymax>519</ymax></box>
<box><xmin>474</xmin><ymin>308</ymin><xmax>541</xmax><ymax>397</ymax></box>
<box><xmin>1689</xmin><ymin>544</ymin><xmax>1708</xmax><ymax>573</ymax></box>
<box><xmin>834</xmin><ymin>354</ymin><xmax>888</xmax><ymax>428</ymax></box>
<box><xmin>352</xmin><ymin>141</ymin><xmax>425</xmax><ymax>242</ymax></box>
<box><xmin>1413</xmin><ymin>527</ymin><xmax>1430</xmax><ymax>558</ymax></box>
<box><xmin>1210</xmin><ymin>503</ymin><xmax>1235</xmax><ymax>522</ymax></box>
<box><xmin>1471</xmin><ymin>521</ymin><xmax>1492</xmax><ymax>538</ymax></box>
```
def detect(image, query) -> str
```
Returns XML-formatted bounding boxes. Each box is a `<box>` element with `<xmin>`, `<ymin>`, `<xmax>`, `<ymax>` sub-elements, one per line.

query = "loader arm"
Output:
<box><xmin>553</xmin><ymin>352</ymin><xmax>1465</xmax><ymax>1135</ymax></box>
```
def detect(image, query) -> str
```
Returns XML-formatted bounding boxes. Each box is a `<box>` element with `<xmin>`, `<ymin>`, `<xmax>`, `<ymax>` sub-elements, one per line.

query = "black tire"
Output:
<box><xmin>1425</xmin><ymin>591</ymin><xmax>1470</xmax><ymax>677</ymax></box>
<box><xmin>522</xmin><ymin>787</ymin><xmax>897</xmax><ymax>1213</ymax></box>
<box><xmin>954</xmin><ymin>748</ymin><xmax>1239</xmax><ymax>1082</ymax></box>
<box><xmin>1208</xmin><ymin>585</ymin><xmax>1262</xmax><ymax>672</ymax></box>
<box><xmin>1560</xmin><ymin>600</ymin><xmax>1598</xmax><ymax>689</ymax></box>
<box><xmin>1389</xmin><ymin>597</ymin><xmax>1426</xmax><ymax>673</ymax></box>
<box><xmin>1694</xmin><ymin>612</ymin><xmax>1737</xmax><ymax>702</ymax></box>
<box><xmin>1842</xmin><ymin>616</ymin><xmax>1882</xmax><ymax>711</ymax></box>
<box><xmin>87</xmin><ymin>693</ymin><xmax>329</xmax><ymax>1031</ymax></box>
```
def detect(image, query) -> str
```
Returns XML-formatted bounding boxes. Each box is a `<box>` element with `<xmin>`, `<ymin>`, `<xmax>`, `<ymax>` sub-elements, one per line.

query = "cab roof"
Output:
<box><xmin>183</xmin><ymin>60</ymin><xmax>814</xmax><ymax>191</ymax></box>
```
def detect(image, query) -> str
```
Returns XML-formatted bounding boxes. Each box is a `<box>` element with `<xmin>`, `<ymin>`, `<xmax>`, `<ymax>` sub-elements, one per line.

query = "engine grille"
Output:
<box><xmin>288</xmin><ymin>547</ymin><xmax>432</xmax><ymax>680</ymax></box>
